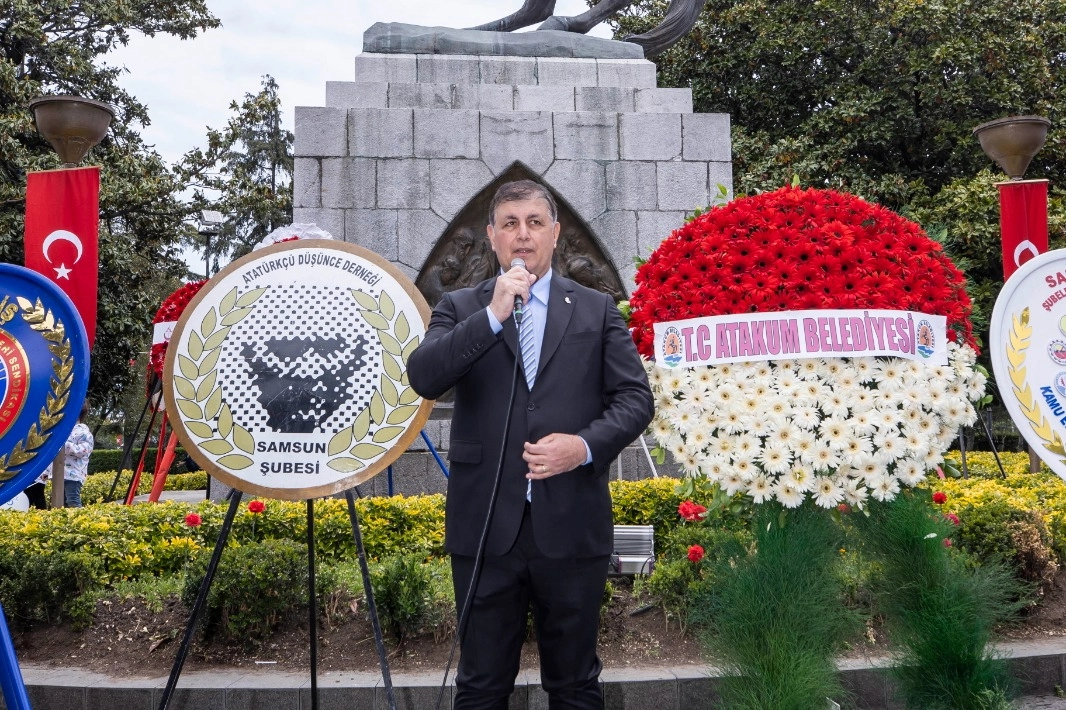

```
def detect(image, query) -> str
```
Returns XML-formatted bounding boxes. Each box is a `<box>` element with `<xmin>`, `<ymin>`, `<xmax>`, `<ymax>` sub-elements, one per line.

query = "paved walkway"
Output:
<box><xmin>131</xmin><ymin>489</ymin><xmax>207</xmax><ymax>503</ymax></box>
<box><xmin>11</xmin><ymin>636</ymin><xmax>1066</xmax><ymax>709</ymax></box>
<box><xmin>1020</xmin><ymin>697</ymin><xmax>1066</xmax><ymax>708</ymax></box>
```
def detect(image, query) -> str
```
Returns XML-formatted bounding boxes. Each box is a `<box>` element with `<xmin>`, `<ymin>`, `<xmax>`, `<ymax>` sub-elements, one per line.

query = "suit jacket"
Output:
<box><xmin>407</xmin><ymin>274</ymin><xmax>654</xmax><ymax>559</ymax></box>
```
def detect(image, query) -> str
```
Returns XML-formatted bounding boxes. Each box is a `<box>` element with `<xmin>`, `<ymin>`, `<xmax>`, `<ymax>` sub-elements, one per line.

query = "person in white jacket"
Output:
<box><xmin>62</xmin><ymin>401</ymin><xmax>93</xmax><ymax>508</ymax></box>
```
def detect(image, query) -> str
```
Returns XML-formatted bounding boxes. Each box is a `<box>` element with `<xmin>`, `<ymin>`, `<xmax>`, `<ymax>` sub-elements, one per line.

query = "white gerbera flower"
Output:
<box><xmin>767</xmin><ymin>421</ymin><xmax>800</xmax><ymax>448</ymax></box>
<box><xmin>733</xmin><ymin>455</ymin><xmax>757</xmax><ymax>481</ymax></box>
<box><xmin>681</xmin><ymin>453</ymin><xmax>701</xmax><ymax>476</ymax></box>
<box><xmin>775</xmin><ymin>481</ymin><xmax>805</xmax><ymax>508</ymax></box>
<box><xmin>850</xmin><ymin>412</ymin><xmax>876</xmax><ymax>437</ymax></box>
<box><xmin>814</xmin><ymin>476</ymin><xmax>844</xmax><ymax>508</ymax></box>
<box><xmin>700</xmin><ymin>454</ymin><xmax>728</xmax><ymax>482</ymax></box>
<box><xmin>842</xmin><ymin>478</ymin><xmax>869</xmax><ymax>506</ymax></box>
<box><xmin>895</xmin><ymin>458</ymin><xmax>926</xmax><ymax>486</ymax></box>
<box><xmin>765</xmin><ymin>396</ymin><xmax>791</xmax><ymax>418</ymax></box>
<box><xmin>734</xmin><ymin>433</ymin><xmax>760</xmax><ymax>458</ymax></box>
<box><xmin>745</xmin><ymin>415</ymin><xmax>772</xmax><ymax>438</ymax></box>
<box><xmin>759</xmin><ymin>443</ymin><xmax>793</xmax><ymax>475</ymax></box>
<box><xmin>870</xmin><ymin>474</ymin><xmax>901</xmax><ymax>502</ymax></box>
<box><xmin>722</xmin><ymin>469</ymin><xmax>747</xmax><ymax>496</ymax></box>
<box><xmin>821</xmin><ymin>392</ymin><xmax>850</xmax><ymax>419</ymax></box>
<box><xmin>694</xmin><ymin>367</ymin><xmax>715</xmax><ymax>388</ymax></box>
<box><xmin>873</xmin><ymin>431</ymin><xmax>905</xmax><ymax>461</ymax></box>
<box><xmin>851</xmin><ymin>390</ymin><xmax>875</xmax><ymax>412</ymax></box>
<box><xmin>748</xmin><ymin>474</ymin><xmax>773</xmax><ymax>503</ymax></box>
<box><xmin>715</xmin><ymin>382</ymin><xmax>741</xmax><ymax>408</ymax></box>
<box><xmin>783</xmin><ymin>463</ymin><xmax>816</xmax><ymax>492</ymax></box>
<box><xmin>820</xmin><ymin>419</ymin><xmax>850</xmax><ymax>451</ymax></box>
<box><xmin>792</xmin><ymin>405</ymin><xmax>821</xmax><ymax>431</ymax></box>
<box><xmin>852</xmin><ymin>357</ymin><xmax>877</xmax><ymax>382</ymax></box>
<box><xmin>875</xmin><ymin>360</ymin><xmax>906</xmax><ymax>391</ymax></box>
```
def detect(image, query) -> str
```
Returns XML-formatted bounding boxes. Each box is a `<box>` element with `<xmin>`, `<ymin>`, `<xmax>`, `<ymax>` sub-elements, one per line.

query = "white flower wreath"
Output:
<box><xmin>645</xmin><ymin>341</ymin><xmax>986</xmax><ymax>508</ymax></box>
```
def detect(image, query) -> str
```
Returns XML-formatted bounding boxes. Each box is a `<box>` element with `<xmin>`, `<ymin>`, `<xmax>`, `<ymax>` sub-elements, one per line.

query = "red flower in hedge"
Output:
<box><xmin>678</xmin><ymin>500</ymin><xmax>707</xmax><ymax>522</ymax></box>
<box><xmin>248</xmin><ymin>500</ymin><xmax>266</xmax><ymax>514</ymax></box>
<box><xmin>943</xmin><ymin>538</ymin><xmax>953</xmax><ymax>548</ymax></box>
<box><xmin>932</xmin><ymin>491</ymin><xmax>948</xmax><ymax>505</ymax></box>
<box><xmin>688</xmin><ymin>545</ymin><xmax>705</xmax><ymax>563</ymax></box>
<box><xmin>945</xmin><ymin>512</ymin><xmax>960</xmax><ymax>526</ymax></box>
<box><xmin>627</xmin><ymin>187</ymin><xmax>975</xmax><ymax>359</ymax></box>
<box><xmin>185</xmin><ymin>512</ymin><xmax>202</xmax><ymax>528</ymax></box>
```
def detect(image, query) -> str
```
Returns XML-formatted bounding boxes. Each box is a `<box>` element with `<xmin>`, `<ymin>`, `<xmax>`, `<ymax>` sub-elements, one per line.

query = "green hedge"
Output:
<box><xmin>88</xmin><ymin>448</ymin><xmax>196</xmax><ymax>475</ymax></box>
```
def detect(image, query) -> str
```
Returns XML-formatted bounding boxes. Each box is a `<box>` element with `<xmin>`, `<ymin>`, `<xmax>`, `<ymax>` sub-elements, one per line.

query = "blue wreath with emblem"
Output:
<box><xmin>0</xmin><ymin>264</ymin><xmax>89</xmax><ymax>507</ymax></box>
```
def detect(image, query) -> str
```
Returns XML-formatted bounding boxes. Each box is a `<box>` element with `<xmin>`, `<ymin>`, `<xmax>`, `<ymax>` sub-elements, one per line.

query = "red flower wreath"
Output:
<box><xmin>150</xmin><ymin>280</ymin><xmax>208</xmax><ymax>378</ymax></box>
<box><xmin>628</xmin><ymin>187</ymin><xmax>975</xmax><ymax>358</ymax></box>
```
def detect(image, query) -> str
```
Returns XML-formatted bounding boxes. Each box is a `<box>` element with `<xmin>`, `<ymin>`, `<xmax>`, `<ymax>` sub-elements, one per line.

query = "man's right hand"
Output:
<box><xmin>490</xmin><ymin>264</ymin><xmax>536</xmax><ymax>323</ymax></box>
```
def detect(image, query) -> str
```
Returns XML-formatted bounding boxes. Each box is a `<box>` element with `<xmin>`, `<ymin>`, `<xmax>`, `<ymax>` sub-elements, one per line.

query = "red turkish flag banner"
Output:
<box><xmin>998</xmin><ymin>178</ymin><xmax>1049</xmax><ymax>281</ymax></box>
<box><xmin>24</xmin><ymin>166</ymin><xmax>100</xmax><ymax>348</ymax></box>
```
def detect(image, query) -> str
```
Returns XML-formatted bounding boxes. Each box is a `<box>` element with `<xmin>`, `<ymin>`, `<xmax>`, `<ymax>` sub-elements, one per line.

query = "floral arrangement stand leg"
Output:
<box><xmin>689</xmin><ymin>502</ymin><xmax>854</xmax><ymax>710</ymax></box>
<box><xmin>852</xmin><ymin>491</ymin><xmax>1023</xmax><ymax>710</ymax></box>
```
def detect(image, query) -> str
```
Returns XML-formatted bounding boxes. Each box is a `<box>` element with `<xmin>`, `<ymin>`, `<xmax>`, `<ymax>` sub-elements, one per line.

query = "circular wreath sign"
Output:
<box><xmin>628</xmin><ymin>187</ymin><xmax>986</xmax><ymax>508</ymax></box>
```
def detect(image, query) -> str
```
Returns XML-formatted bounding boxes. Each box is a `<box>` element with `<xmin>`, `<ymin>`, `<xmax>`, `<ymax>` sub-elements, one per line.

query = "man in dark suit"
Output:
<box><xmin>408</xmin><ymin>180</ymin><xmax>654</xmax><ymax>710</ymax></box>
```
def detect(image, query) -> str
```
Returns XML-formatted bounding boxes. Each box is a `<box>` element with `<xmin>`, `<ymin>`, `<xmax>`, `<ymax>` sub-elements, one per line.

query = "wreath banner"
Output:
<box><xmin>991</xmin><ymin>249</ymin><xmax>1066</xmax><ymax>481</ymax></box>
<box><xmin>0</xmin><ymin>264</ymin><xmax>90</xmax><ymax>506</ymax></box>
<box><xmin>654</xmin><ymin>308</ymin><xmax>948</xmax><ymax>368</ymax></box>
<box><xmin>163</xmin><ymin>241</ymin><xmax>433</xmax><ymax>501</ymax></box>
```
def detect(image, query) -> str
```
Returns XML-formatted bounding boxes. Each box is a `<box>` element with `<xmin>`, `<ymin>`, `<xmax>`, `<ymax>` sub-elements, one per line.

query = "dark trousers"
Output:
<box><xmin>24</xmin><ymin>483</ymin><xmax>47</xmax><ymax>510</ymax></box>
<box><xmin>451</xmin><ymin>504</ymin><xmax>609</xmax><ymax>710</ymax></box>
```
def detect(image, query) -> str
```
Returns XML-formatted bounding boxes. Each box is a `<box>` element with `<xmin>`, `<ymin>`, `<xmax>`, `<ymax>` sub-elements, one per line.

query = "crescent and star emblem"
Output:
<box><xmin>41</xmin><ymin>230</ymin><xmax>83</xmax><ymax>281</ymax></box>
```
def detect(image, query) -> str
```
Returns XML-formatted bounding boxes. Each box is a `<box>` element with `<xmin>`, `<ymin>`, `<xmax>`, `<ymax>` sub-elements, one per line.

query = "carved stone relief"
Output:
<box><xmin>415</xmin><ymin>164</ymin><xmax>627</xmax><ymax>307</ymax></box>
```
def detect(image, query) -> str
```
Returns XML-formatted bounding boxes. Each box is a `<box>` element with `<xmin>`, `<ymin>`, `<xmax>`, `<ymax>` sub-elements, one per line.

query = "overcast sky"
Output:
<box><xmin>109</xmin><ymin>0</ymin><xmax>613</xmax><ymax>166</ymax></box>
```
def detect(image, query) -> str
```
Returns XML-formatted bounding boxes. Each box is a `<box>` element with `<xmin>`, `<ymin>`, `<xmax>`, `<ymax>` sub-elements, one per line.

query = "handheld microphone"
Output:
<box><xmin>510</xmin><ymin>258</ymin><xmax>526</xmax><ymax>323</ymax></box>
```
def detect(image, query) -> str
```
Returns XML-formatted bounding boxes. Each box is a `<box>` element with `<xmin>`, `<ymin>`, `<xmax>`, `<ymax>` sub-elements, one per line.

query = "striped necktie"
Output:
<box><xmin>519</xmin><ymin>307</ymin><xmax>537</xmax><ymax>390</ymax></box>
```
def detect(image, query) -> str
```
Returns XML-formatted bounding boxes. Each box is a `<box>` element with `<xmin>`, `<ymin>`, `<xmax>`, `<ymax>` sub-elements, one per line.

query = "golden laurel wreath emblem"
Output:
<box><xmin>1006</xmin><ymin>307</ymin><xmax>1066</xmax><ymax>463</ymax></box>
<box><xmin>0</xmin><ymin>298</ymin><xmax>74</xmax><ymax>480</ymax></box>
<box><xmin>325</xmin><ymin>289</ymin><xmax>422</xmax><ymax>473</ymax></box>
<box><xmin>173</xmin><ymin>286</ymin><xmax>267</xmax><ymax>470</ymax></box>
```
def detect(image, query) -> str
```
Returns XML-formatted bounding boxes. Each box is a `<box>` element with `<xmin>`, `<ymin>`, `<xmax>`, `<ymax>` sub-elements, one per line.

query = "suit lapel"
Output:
<box><xmin>480</xmin><ymin>278</ymin><xmax>520</xmax><ymax>358</ymax></box>
<box><xmin>538</xmin><ymin>276</ymin><xmax>574</xmax><ymax>380</ymax></box>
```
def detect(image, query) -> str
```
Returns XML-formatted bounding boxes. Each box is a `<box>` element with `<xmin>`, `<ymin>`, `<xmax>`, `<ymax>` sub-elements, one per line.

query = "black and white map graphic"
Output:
<box><xmin>215</xmin><ymin>284</ymin><xmax>380</xmax><ymax>435</ymax></box>
<box><xmin>242</xmin><ymin>334</ymin><xmax>368</xmax><ymax>433</ymax></box>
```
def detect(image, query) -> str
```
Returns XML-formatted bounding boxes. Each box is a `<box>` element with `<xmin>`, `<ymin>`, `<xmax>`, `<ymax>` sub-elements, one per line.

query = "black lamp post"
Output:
<box><xmin>198</xmin><ymin>210</ymin><xmax>224</xmax><ymax>279</ymax></box>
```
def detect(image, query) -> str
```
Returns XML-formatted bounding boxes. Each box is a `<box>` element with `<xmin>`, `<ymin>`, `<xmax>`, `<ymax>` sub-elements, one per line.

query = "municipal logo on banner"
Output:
<box><xmin>991</xmin><ymin>249</ymin><xmax>1066</xmax><ymax>484</ymax></box>
<box><xmin>652</xmin><ymin>308</ymin><xmax>948</xmax><ymax>368</ymax></box>
<box><xmin>0</xmin><ymin>264</ymin><xmax>90</xmax><ymax>506</ymax></box>
<box><xmin>163</xmin><ymin>241</ymin><xmax>433</xmax><ymax>500</ymax></box>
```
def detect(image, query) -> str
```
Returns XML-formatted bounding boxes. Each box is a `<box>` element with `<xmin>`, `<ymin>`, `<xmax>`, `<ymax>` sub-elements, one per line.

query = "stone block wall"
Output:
<box><xmin>294</xmin><ymin>52</ymin><xmax>732</xmax><ymax>295</ymax></box>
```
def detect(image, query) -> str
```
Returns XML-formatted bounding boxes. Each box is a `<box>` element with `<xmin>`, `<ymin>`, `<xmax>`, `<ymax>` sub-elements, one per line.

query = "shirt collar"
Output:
<box><xmin>530</xmin><ymin>268</ymin><xmax>552</xmax><ymax>305</ymax></box>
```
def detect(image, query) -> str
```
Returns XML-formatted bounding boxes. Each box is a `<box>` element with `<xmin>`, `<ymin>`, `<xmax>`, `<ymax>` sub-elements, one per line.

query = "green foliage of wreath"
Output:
<box><xmin>172</xmin><ymin>286</ymin><xmax>266</xmax><ymax>470</ymax></box>
<box><xmin>326</xmin><ymin>289</ymin><xmax>422</xmax><ymax>473</ymax></box>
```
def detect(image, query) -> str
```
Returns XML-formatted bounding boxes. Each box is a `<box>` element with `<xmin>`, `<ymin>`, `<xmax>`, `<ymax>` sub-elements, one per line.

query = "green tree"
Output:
<box><xmin>0</xmin><ymin>0</ymin><xmax>219</xmax><ymax>416</ymax></box>
<box><xmin>177</xmin><ymin>75</ymin><xmax>294</xmax><ymax>272</ymax></box>
<box><xmin>612</xmin><ymin>0</ymin><xmax>1066</xmax><ymax>350</ymax></box>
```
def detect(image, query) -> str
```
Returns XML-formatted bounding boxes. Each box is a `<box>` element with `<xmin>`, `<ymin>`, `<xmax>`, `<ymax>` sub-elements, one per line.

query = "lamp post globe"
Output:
<box><xmin>29</xmin><ymin>95</ymin><xmax>115</xmax><ymax>168</ymax></box>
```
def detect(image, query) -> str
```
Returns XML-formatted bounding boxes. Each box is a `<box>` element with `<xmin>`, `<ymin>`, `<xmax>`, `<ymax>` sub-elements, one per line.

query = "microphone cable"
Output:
<box><xmin>434</xmin><ymin>309</ymin><xmax>525</xmax><ymax>710</ymax></box>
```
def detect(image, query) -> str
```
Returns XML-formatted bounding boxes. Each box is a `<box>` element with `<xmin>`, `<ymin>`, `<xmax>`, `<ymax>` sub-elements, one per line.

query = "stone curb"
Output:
<box><xmin>7</xmin><ymin>638</ymin><xmax>1066</xmax><ymax>709</ymax></box>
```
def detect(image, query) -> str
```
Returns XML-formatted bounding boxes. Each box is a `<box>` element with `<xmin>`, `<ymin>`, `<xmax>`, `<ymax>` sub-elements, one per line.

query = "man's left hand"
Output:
<box><xmin>523</xmin><ymin>434</ymin><xmax>587</xmax><ymax>479</ymax></box>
